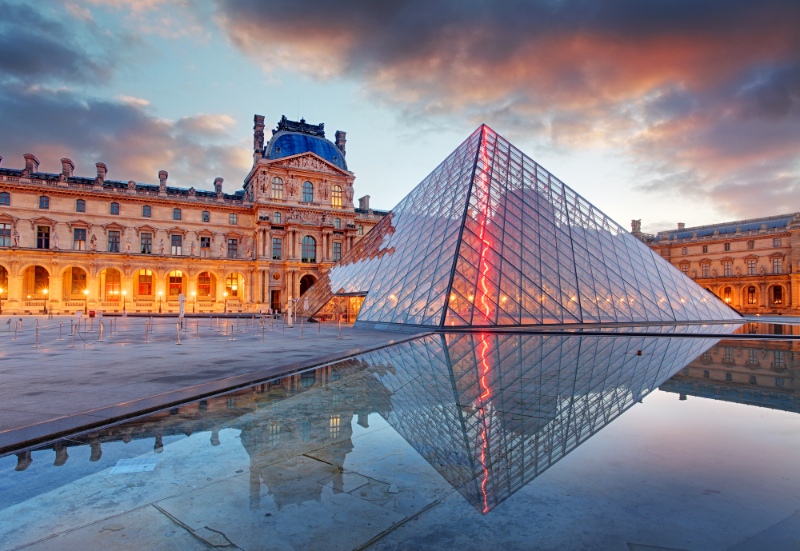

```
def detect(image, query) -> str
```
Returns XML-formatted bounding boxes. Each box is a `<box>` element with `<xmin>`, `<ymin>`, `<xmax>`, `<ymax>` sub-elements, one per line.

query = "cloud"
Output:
<box><xmin>215</xmin><ymin>0</ymin><xmax>800</xmax><ymax>219</ymax></box>
<box><xmin>0</xmin><ymin>82</ymin><xmax>251</xmax><ymax>192</ymax></box>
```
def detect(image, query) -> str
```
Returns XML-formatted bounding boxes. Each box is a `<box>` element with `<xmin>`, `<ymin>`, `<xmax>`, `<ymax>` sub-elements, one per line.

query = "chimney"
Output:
<box><xmin>95</xmin><ymin>162</ymin><xmax>107</xmax><ymax>182</ymax></box>
<box><xmin>335</xmin><ymin>130</ymin><xmax>347</xmax><ymax>157</ymax></box>
<box><xmin>158</xmin><ymin>170</ymin><xmax>168</xmax><ymax>191</ymax></box>
<box><xmin>214</xmin><ymin>177</ymin><xmax>224</xmax><ymax>196</ymax></box>
<box><xmin>358</xmin><ymin>195</ymin><xmax>370</xmax><ymax>211</ymax></box>
<box><xmin>677</xmin><ymin>222</ymin><xmax>685</xmax><ymax>230</ymax></box>
<box><xmin>23</xmin><ymin>153</ymin><xmax>40</xmax><ymax>176</ymax></box>
<box><xmin>61</xmin><ymin>158</ymin><xmax>74</xmax><ymax>178</ymax></box>
<box><xmin>253</xmin><ymin>114</ymin><xmax>265</xmax><ymax>160</ymax></box>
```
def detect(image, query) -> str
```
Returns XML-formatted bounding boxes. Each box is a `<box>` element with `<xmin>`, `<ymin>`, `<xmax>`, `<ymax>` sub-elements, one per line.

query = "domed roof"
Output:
<box><xmin>264</xmin><ymin>116</ymin><xmax>347</xmax><ymax>171</ymax></box>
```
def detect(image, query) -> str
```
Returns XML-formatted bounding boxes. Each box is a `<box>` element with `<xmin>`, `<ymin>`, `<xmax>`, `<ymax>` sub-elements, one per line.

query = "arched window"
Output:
<box><xmin>168</xmin><ymin>270</ymin><xmax>183</xmax><ymax>296</ymax></box>
<box><xmin>747</xmin><ymin>286</ymin><xmax>757</xmax><ymax>305</ymax></box>
<box><xmin>722</xmin><ymin>287</ymin><xmax>732</xmax><ymax>304</ymax></box>
<box><xmin>302</xmin><ymin>236</ymin><xmax>316</xmax><ymax>263</ymax></box>
<box><xmin>772</xmin><ymin>286</ymin><xmax>783</xmax><ymax>305</ymax></box>
<box><xmin>197</xmin><ymin>272</ymin><xmax>213</xmax><ymax>297</ymax></box>
<box><xmin>110</xmin><ymin>202</ymin><xmax>120</xmax><ymax>215</ymax></box>
<box><xmin>272</xmin><ymin>177</ymin><xmax>283</xmax><ymax>200</ymax></box>
<box><xmin>75</xmin><ymin>199</ymin><xmax>85</xmax><ymax>212</ymax></box>
<box><xmin>331</xmin><ymin>185</ymin><xmax>342</xmax><ymax>208</ymax></box>
<box><xmin>105</xmin><ymin>269</ymin><xmax>121</xmax><ymax>300</ymax></box>
<box><xmin>273</xmin><ymin>211</ymin><xmax>281</xmax><ymax>224</ymax></box>
<box><xmin>334</xmin><ymin>217</ymin><xmax>341</xmax><ymax>229</ymax></box>
<box><xmin>302</xmin><ymin>181</ymin><xmax>313</xmax><ymax>202</ymax></box>
<box><xmin>137</xmin><ymin>269</ymin><xmax>153</xmax><ymax>296</ymax></box>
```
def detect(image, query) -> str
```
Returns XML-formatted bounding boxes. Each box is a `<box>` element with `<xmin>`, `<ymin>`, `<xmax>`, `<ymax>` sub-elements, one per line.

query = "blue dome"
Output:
<box><xmin>266</xmin><ymin>132</ymin><xmax>348</xmax><ymax>171</ymax></box>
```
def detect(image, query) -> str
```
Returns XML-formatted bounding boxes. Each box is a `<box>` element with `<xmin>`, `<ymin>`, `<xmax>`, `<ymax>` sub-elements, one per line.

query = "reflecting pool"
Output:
<box><xmin>2</xmin><ymin>330</ymin><xmax>800</xmax><ymax>550</ymax></box>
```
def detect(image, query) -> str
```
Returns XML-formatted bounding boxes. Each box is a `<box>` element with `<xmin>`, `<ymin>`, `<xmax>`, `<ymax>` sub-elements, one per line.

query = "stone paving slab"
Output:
<box><xmin>0</xmin><ymin>315</ymin><xmax>425</xmax><ymax>454</ymax></box>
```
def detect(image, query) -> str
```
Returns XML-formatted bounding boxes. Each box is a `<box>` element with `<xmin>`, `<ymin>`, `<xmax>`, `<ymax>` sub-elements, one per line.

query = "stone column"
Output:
<box><xmin>8</xmin><ymin>272</ymin><xmax>23</xmax><ymax>313</ymax></box>
<box><xmin>49</xmin><ymin>271</ymin><xmax>64</xmax><ymax>311</ymax></box>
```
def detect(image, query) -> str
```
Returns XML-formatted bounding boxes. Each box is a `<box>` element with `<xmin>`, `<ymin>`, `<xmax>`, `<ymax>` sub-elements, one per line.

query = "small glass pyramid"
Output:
<box><xmin>304</xmin><ymin>125</ymin><xmax>742</xmax><ymax>327</ymax></box>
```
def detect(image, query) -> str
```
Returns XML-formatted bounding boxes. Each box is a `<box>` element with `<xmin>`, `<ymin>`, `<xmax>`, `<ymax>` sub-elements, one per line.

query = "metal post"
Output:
<box><xmin>144</xmin><ymin>320</ymin><xmax>149</xmax><ymax>344</ymax></box>
<box><xmin>98</xmin><ymin>322</ymin><xmax>104</xmax><ymax>342</ymax></box>
<box><xmin>261</xmin><ymin>319</ymin><xmax>265</xmax><ymax>342</ymax></box>
<box><xmin>196</xmin><ymin>320</ymin><xmax>199</xmax><ymax>338</ymax></box>
<box><xmin>176</xmin><ymin>322</ymin><xmax>181</xmax><ymax>345</ymax></box>
<box><xmin>13</xmin><ymin>321</ymin><xmax>18</xmax><ymax>341</ymax></box>
<box><xmin>70</xmin><ymin>326</ymin><xmax>76</xmax><ymax>348</ymax></box>
<box><xmin>227</xmin><ymin>319</ymin><xmax>235</xmax><ymax>341</ymax></box>
<box><xmin>58</xmin><ymin>322</ymin><xmax>63</xmax><ymax>341</ymax></box>
<box><xmin>32</xmin><ymin>320</ymin><xmax>39</xmax><ymax>348</ymax></box>
<box><xmin>300</xmin><ymin>317</ymin><xmax>304</xmax><ymax>339</ymax></box>
<box><xmin>337</xmin><ymin>318</ymin><xmax>343</xmax><ymax>339</ymax></box>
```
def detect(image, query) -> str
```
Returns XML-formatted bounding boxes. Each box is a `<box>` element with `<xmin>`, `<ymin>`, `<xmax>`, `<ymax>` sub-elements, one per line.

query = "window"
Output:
<box><xmin>37</xmin><ymin>226</ymin><xmax>50</xmax><ymax>249</ymax></box>
<box><xmin>357</xmin><ymin>225</ymin><xmax>363</xmax><ymax>236</ymax></box>
<box><xmin>747</xmin><ymin>259</ymin><xmax>757</xmax><ymax>275</ymax></box>
<box><xmin>773</xmin><ymin>257</ymin><xmax>782</xmax><ymax>274</ymax></box>
<box><xmin>229</xmin><ymin>213</ymin><xmax>237</xmax><ymax>225</ymax></box>
<box><xmin>302</xmin><ymin>181</ymin><xmax>313</xmax><ymax>202</ymax></box>
<box><xmin>272</xmin><ymin>238</ymin><xmax>282</xmax><ymax>260</ymax></box>
<box><xmin>73</xmin><ymin>228</ymin><xmax>86</xmax><ymax>250</ymax></box>
<box><xmin>301</xmin><ymin>236</ymin><xmax>316</xmax><ymax>262</ymax></box>
<box><xmin>334</xmin><ymin>217</ymin><xmax>341</xmax><ymax>229</ymax></box>
<box><xmin>333</xmin><ymin>241</ymin><xmax>342</xmax><ymax>261</ymax></box>
<box><xmin>171</xmin><ymin>234</ymin><xmax>182</xmax><ymax>255</ymax></box>
<box><xmin>110</xmin><ymin>202</ymin><xmax>120</xmax><ymax>215</ymax></box>
<box><xmin>272</xmin><ymin>177</ymin><xmax>283</xmax><ymax>200</ymax></box>
<box><xmin>108</xmin><ymin>230</ymin><xmax>120</xmax><ymax>252</ymax></box>
<box><xmin>71</xmin><ymin>269</ymin><xmax>86</xmax><ymax>294</ymax></box>
<box><xmin>142</xmin><ymin>205</ymin><xmax>151</xmax><ymax>218</ymax></box>
<box><xmin>722</xmin><ymin>287</ymin><xmax>732</xmax><ymax>303</ymax></box>
<box><xmin>772</xmin><ymin>286</ymin><xmax>783</xmax><ymax>305</ymax></box>
<box><xmin>701</xmin><ymin>264</ymin><xmax>709</xmax><ymax>278</ymax></box>
<box><xmin>105</xmin><ymin>270</ymin><xmax>121</xmax><ymax>298</ymax></box>
<box><xmin>723</xmin><ymin>261</ymin><xmax>732</xmax><ymax>276</ymax></box>
<box><xmin>168</xmin><ymin>270</ymin><xmax>183</xmax><ymax>296</ymax></box>
<box><xmin>273</xmin><ymin>211</ymin><xmax>282</xmax><ymax>224</ymax></box>
<box><xmin>725</xmin><ymin>372</ymin><xmax>733</xmax><ymax>382</ymax></box>
<box><xmin>331</xmin><ymin>185</ymin><xmax>342</xmax><ymax>208</ymax></box>
<box><xmin>33</xmin><ymin>266</ymin><xmax>48</xmax><ymax>294</ymax></box>
<box><xmin>226</xmin><ymin>274</ymin><xmax>239</xmax><ymax>297</ymax></box>
<box><xmin>776</xmin><ymin>377</ymin><xmax>785</xmax><ymax>388</ymax></box>
<box><xmin>747</xmin><ymin>240</ymin><xmax>754</xmax><ymax>250</ymax></box>
<box><xmin>681</xmin><ymin>247</ymin><xmax>687</xmax><ymax>255</ymax></box>
<box><xmin>0</xmin><ymin>191</ymin><xmax>9</xmax><ymax>206</ymax></box>
<box><xmin>774</xmin><ymin>351</ymin><xmax>785</xmax><ymax>368</ymax></box>
<box><xmin>200</xmin><ymin>236</ymin><xmax>210</xmax><ymax>257</ymax></box>
<box><xmin>173</xmin><ymin>208</ymin><xmax>181</xmax><ymax>221</ymax></box>
<box><xmin>202</xmin><ymin>211</ymin><xmax>210</xmax><ymax>222</ymax></box>
<box><xmin>227</xmin><ymin>238</ymin><xmax>238</xmax><ymax>259</ymax></box>
<box><xmin>703</xmin><ymin>370</ymin><xmax>710</xmax><ymax>378</ymax></box>
<box><xmin>774</xmin><ymin>238</ymin><xmax>782</xmax><ymax>247</ymax></box>
<box><xmin>724</xmin><ymin>242</ymin><xmax>730</xmax><ymax>252</ymax></box>
<box><xmin>197</xmin><ymin>272</ymin><xmax>212</xmax><ymax>297</ymax></box>
<box><xmin>39</xmin><ymin>196</ymin><xmax>49</xmax><ymax>209</ymax></box>
<box><xmin>702</xmin><ymin>245</ymin><xmax>708</xmax><ymax>254</ymax></box>
<box><xmin>138</xmin><ymin>269</ymin><xmax>153</xmax><ymax>295</ymax></box>
<box><xmin>749</xmin><ymin>375</ymin><xmax>757</xmax><ymax>385</ymax></box>
<box><xmin>140</xmin><ymin>233</ymin><xmax>152</xmax><ymax>254</ymax></box>
<box><xmin>747</xmin><ymin>286</ymin><xmax>757</xmax><ymax>304</ymax></box>
<box><xmin>0</xmin><ymin>223</ymin><xmax>10</xmax><ymax>247</ymax></box>
<box><xmin>680</xmin><ymin>264</ymin><xmax>689</xmax><ymax>275</ymax></box>
<box><xmin>76</xmin><ymin>199</ymin><xmax>85</xmax><ymax>213</ymax></box>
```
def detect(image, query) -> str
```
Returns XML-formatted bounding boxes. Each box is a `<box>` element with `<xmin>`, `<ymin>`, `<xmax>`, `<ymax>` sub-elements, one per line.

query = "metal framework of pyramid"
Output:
<box><xmin>304</xmin><ymin>125</ymin><xmax>741</xmax><ymax>327</ymax></box>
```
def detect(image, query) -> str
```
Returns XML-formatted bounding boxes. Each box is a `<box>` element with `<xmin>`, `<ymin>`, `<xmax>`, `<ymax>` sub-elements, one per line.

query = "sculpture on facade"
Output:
<box><xmin>12</xmin><ymin>228</ymin><xmax>20</xmax><ymax>247</ymax></box>
<box><xmin>90</xmin><ymin>234</ymin><xmax>97</xmax><ymax>250</ymax></box>
<box><xmin>52</xmin><ymin>233</ymin><xmax>59</xmax><ymax>250</ymax></box>
<box><xmin>159</xmin><ymin>239</ymin><xmax>165</xmax><ymax>254</ymax></box>
<box><xmin>190</xmin><ymin>241</ymin><xmax>196</xmax><ymax>256</ymax></box>
<box><xmin>126</xmin><ymin>239</ymin><xmax>132</xmax><ymax>253</ymax></box>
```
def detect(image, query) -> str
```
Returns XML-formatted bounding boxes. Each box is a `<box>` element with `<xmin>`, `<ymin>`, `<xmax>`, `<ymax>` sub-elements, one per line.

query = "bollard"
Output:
<box><xmin>13</xmin><ymin>321</ymin><xmax>18</xmax><ymax>341</ymax></box>
<box><xmin>300</xmin><ymin>317</ymin><xmax>304</xmax><ymax>339</ymax></box>
<box><xmin>176</xmin><ymin>322</ymin><xmax>181</xmax><ymax>345</ymax></box>
<box><xmin>70</xmin><ymin>326</ymin><xmax>76</xmax><ymax>349</ymax></box>
<box><xmin>98</xmin><ymin>321</ymin><xmax>104</xmax><ymax>342</ymax></box>
<box><xmin>196</xmin><ymin>320</ymin><xmax>199</xmax><ymax>338</ymax></box>
<box><xmin>58</xmin><ymin>322</ymin><xmax>63</xmax><ymax>341</ymax></box>
<box><xmin>144</xmin><ymin>320</ymin><xmax>149</xmax><ymax>344</ymax></box>
<box><xmin>89</xmin><ymin>317</ymin><xmax>94</xmax><ymax>333</ymax></box>
<box><xmin>32</xmin><ymin>321</ymin><xmax>39</xmax><ymax>348</ymax></box>
<box><xmin>69</xmin><ymin>320</ymin><xmax>74</xmax><ymax>337</ymax></box>
<box><xmin>261</xmin><ymin>319</ymin><xmax>265</xmax><ymax>342</ymax></box>
<box><xmin>227</xmin><ymin>319</ymin><xmax>235</xmax><ymax>341</ymax></box>
<box><xmin>337</xmin><ymin>318</ymin><xmax>343</xmax><ymax>339</ymax></box>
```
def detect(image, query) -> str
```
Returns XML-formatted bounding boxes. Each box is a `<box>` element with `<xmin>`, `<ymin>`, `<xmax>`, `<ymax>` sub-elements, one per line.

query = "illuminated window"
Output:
<box><xmin>142</xmin><ymin>205</ymin><xmax>151</xmax><ymax>218</ymax></box>
<box><xmin>329</xmin><ymin>414</ymin><xmax>341</xmax><ymax>439</ymax></box>
<box><xmin>171</xmin><ymin>234</ymin><xmax>182</xmax><ymax>255</ymax></box>
<box><xmin>137</xmin><ymin>269</ymin><xmax>153</xmax><ymax>295</ymax></box>
<box><xmin>272</xmin><ymin>238</ymin><xmax>282</xmax><ymax>260</ymax></box>
<box><xmin>302</xmin><ymin>181</ymin><xmax>313</xmax><ymax>202</ymax></box>
<box><xmin>772</xmin><ymin>286</ymin><xmax>783</xmax><ymax>305</ymax></box>
<box><xmin>301</xmin><ymin>236</ymin><xmax>316</xmax><ymax>263</ymax></box>
<box><xmin>33</xmin><ymin>266</ymin><xmax>49</xmax><ymax>294</ymax></box>
<box><xmin>722</xmin><ymin>287</ymin><xmax>732</xmax><ymax>303</ymax></box>
<box><xmin>73</xmin><ymin>228</ymin><xmax>86</xmax><ymax>250</ymax></box>
<box><xmin>105</xmin><ymin>270</ymin><xmax>121</xmax><ymax>299</ymax></box>
<box><xmin>39</xmin><ymin>196</ymin><xmax>49</xmax><ymax>209</ymax></box>
<box><xmin>197</xmin><ymin>272</ymin><xmax>212</xmax><ymax>297</ymax></box>
<box><xmin>225</xmin><ymin>273</ymin><xmax>239</xmax><ymax>297</ymax></box>
<box><xmin>272</xmin><ymin>177</ymin><xmax>283</xmax><ymax>199</ymax></box>
<box><xmin>110</xmin><ymin>202</ymin><xmax>119</xmax><ymax>215</ymax></box>
<box><xmin>76</xmin><ymin>199</ymin><xmax>85</xmax><ymax>212</ymax></box>
<box><xmin>331</xmin><ymin>185</ymin><xmax>342</xmax><ymax>208</ymax></box>
<box><xmin>168</xmin><ymin>270</ymin><xmax>183</xmax><ymax>296</ymax></box>
<box><xmin>140</xmin><ymin>233</ymin><xmax>152</xmax><ymax>254</ymax></box>
<box><xmin>747</xmin><ymin>286</ymin><xmax>757</xmax><ymax>304</ymax></box>
<box><xmin>71</xmin><ymin>268</ymin><xmax>86</xmax><ymax>294</ymax></box>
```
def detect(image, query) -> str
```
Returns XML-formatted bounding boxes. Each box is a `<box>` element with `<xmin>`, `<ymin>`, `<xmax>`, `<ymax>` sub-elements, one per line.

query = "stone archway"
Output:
<box><xmin>299</xmin><ymin>274</ymin><xmax>317</xmax><ymax>296</ymax></box>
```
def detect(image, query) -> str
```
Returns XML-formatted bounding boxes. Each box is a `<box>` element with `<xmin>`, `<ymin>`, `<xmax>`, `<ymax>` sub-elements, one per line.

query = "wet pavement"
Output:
<box><xmin>2</xmin><ymin>327</ymin><xmax>799</xmax><ymax>550</ymax></box>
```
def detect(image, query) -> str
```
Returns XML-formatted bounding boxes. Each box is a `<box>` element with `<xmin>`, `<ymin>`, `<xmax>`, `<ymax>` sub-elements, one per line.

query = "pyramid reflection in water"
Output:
<box><xmin>363</xmin><ymin>331</ymin><xmax>723</xmax><ymax>513</ymax></box>
<box><xmin>305</xmin><ymin>125</ymin><xmax>740</xmax><ymax>327</ymax></box>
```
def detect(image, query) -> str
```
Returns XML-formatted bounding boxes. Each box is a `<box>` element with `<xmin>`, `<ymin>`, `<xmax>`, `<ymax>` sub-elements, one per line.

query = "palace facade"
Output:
<box><xmin>0</xmin><ymin>115</ymin><xmax>385</xmax><ymax>315</ymax></box>
<box><xmin>635</xmin><ymin>214</ymin><xmax>800</xmax><ymax>314</ymax></box>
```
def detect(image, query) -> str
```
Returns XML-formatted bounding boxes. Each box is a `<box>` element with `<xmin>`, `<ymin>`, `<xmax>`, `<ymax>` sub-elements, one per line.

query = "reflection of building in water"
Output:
<box><xmin>357</xmin><ymin>332</ymin><xmax>723</xmax><ymax>513</ymax></box>
<box><xmin>660</xmin><ymin>332</ymin><xmax>799</xmax><ymax>413</ymax></box>
<box><xmin>13</xmin><ymin>359</ymin><xmax>394</xmax><ymax>512</ymax></box>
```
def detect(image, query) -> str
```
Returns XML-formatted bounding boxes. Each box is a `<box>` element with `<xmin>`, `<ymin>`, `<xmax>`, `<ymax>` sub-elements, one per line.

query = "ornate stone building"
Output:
<box><xmin>636</xmin><ymin>214</ymin><xmax>800</xmax><ymax>314</ymax></box>
<box><xmin>0</xmin><ymin>115</ymin><xmax>385</xmax><ymax>315</ymax></box>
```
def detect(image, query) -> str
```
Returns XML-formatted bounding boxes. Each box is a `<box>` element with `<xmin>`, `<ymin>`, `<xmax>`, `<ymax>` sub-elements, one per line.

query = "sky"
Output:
<box><xmin>0</xmin><ymin>0</ymin><xmax>798</xmax><ymax>234</ymax></box>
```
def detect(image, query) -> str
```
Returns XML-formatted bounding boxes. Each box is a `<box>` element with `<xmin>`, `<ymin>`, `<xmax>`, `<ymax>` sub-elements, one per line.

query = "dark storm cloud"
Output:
<box><xmin>216</xmin><ymin>0</ymin><xmax>800</xmax><ymax>218</ymax></box>
<box><xmin>0</xmin><ymin>1</ymin><xmax>113</xmax><ymax>84</ymax></box>
<box><xmin>0</xmin><ymin>83</ymin><xmax>249</xmax><ymax>190</ymax></box>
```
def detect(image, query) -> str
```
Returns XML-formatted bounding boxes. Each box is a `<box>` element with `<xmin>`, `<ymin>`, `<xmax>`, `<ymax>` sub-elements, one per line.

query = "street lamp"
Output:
<box><xmin>191</xmin><ymin>291</ymin><xmax>196</xmax><ymax>314</ymax></box>
<box><xmin>83</xmin><ymin>288</ymin><xmax>88</xmax><ymax>314</ymax></box>
<box><xmin>122</xmin><ymin>290</ymin><xmax>127</xmax><ymax>313</ymax></box>
<box><xmin>223</xmin><ymin>291</ymin><xmax>228</xmax><ymax>314</ymax></box>
<box><xmin>43</xmin><ymin>288</ymin><xmax>48</xmax><ymax>315</ymax></box>
<box><xmin>158</xmin><ymin>290</ymin><xmax>163</xmax><ymax>314</ymax></box>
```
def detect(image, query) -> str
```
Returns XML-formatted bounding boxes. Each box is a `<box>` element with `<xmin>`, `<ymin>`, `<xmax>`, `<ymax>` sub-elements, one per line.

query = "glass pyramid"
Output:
<box><xmin>304</xmin><ymin>125</ymin><xmax>742</xmax><ymax>327</ymax></box>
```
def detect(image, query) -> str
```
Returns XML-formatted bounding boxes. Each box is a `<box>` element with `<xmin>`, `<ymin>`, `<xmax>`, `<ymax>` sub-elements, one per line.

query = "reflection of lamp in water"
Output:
<box><xmin>122</xmin><ymin>289</ymin><xmax>127</xmax><ymax>312</ymax></box>
<box><xmin>158</xmin><ymin>290</ymin><xmax>163</xmax><ymax>313</ymax></box>
<box><xmin>42</xmin><ymin>288</ymin><xmax>48</xmax><ymax>314</ymax></box>
<box><xmin>191</xmin><ymin>290</ymin><xmax>196</xmax><ymax>313</ymax></box>
<box><xmin>83</xmin><ymin>288</ymin><xmax>88</xmax><ymax>314</ymax></box>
